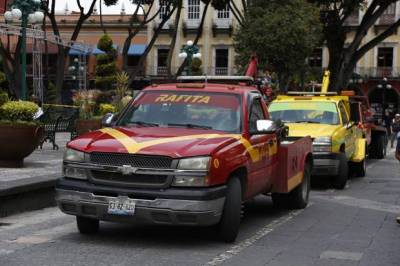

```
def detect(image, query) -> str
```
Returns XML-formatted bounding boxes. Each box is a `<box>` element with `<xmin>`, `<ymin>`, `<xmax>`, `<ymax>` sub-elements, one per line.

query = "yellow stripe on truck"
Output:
<box><xmin>99</xmin><ymin>128</ymin><xmax>275</xmax><ymax>163</ymax></box>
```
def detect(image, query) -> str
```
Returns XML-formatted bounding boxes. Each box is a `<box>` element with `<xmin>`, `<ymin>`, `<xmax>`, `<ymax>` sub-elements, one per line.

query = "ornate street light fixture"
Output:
<box><xmin>4</xmin><ymin>0</ymin><xmax>44</xmax><ymax>100</ymax></box>
<box><xmin>178</xmin><ymin>40</ymin><xmax>201</xmax><ymax>76</ymax></box>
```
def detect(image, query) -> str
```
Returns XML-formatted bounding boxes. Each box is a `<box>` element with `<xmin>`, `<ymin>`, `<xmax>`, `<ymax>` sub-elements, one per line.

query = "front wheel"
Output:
<box><xmin>217</xmin><ymin>177</ymin><xmax>242</xmax><ymax>243</ymax></box>
<box><xmin>76</xmin><ymin>216</ymin><xmax>99</xmax><ymax>234</ymax></box>
<box><xmin>351</xmin><ymin>159</ymin><xmax>366</xmax><ymax>177</ymax></box>
<box><xmin>333</xmin><ymin>153</ymin><xmax>348</xmax><ymax>189</ymax></box>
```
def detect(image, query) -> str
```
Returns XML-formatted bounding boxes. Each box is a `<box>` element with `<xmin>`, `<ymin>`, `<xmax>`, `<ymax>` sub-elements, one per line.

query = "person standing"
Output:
<box><xmin>396</xmin><ymin>131</ymin><xmax>400</xmax><ymax>224</ymax></box>
<box><xmin>391</xmin><ymin>114</ymin><xmax>400</xmax><ymax>148</ymax></box>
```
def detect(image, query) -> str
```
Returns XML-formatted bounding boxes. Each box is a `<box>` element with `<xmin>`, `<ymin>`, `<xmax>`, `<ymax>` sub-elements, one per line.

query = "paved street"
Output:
<box><xmin>0</xmin><ymin>149</ymin><xmax>399</xmax><ymax>266</ymax></box>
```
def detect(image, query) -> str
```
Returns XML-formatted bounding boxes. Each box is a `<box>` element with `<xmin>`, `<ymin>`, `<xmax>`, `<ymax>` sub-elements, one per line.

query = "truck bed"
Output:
<box><xmin>272</xmin><ymin>136</ymin><xmax>313</xmax><ymax>193</ymax></box>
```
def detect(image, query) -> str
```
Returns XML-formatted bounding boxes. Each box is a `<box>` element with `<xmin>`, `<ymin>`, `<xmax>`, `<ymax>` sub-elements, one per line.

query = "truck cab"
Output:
<box><xmin>56</xmin><ymin>78</ymin><xmax>312</xmax><ymax>242</ymax></box>
<box><xmin>269</xmin><ymin>93</ymin><xmax>367</xmax><ymax>189</ymax></box>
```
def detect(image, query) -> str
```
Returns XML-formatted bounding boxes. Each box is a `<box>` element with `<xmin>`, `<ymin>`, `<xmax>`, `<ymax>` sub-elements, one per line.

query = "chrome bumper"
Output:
<box><xmin>56</xmin><ymin>189</ymin><xmax>225</xmax><ymax>226</ymax></box>
<box><xmin>312</xmin><ymin>152</ymin><xmax>340</xmax><ymax>176</ymax></box>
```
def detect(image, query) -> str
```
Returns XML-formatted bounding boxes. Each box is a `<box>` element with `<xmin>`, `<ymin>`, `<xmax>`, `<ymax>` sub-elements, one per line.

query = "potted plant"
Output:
<box><xmin>72</xmin><ymin>89</ymin><xmax>102</xmax><ymax>135</ymax></box>
<box><xmin>0</xmin><ymin>95</ymin><xmax>44</xmax><ymax>167</ymax></box>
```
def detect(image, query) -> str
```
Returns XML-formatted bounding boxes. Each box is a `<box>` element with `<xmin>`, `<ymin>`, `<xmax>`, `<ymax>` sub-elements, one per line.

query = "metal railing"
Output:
<box><xmin>355</xmin><ymin>67</ymin><xmax>399</xmax><ymax>78</ymax></box>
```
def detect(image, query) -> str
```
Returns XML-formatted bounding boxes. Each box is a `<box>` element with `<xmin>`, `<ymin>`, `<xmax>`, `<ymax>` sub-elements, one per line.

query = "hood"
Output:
<box><xmin>67</xmin><ymin>126</ymin><xmax>239</xmax><ymax>158</ymax></box>
<box><xmin>286</xmin><ymin>123</ymin><xmax>341</xmax><ymax>139</ymax></box>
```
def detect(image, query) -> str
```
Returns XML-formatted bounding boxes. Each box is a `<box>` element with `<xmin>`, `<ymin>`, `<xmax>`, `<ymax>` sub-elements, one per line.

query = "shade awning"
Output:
<box><xmin>92</xmin><ymin>44</ymin><xmax>118</xmax><ymax>55</ymax></box>
<box><xmin>69</xmin><ymin>44</ymin><xmax>90</xmax><ymax>56</ymax></box>
<box><xmin>128</xmin><ymin>44</ymin><xmax>146</xmax><ymax>55</ymax></box>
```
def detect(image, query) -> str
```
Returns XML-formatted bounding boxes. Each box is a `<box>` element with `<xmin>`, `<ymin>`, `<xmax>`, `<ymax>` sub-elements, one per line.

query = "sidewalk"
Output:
<box><xmin>0</xmin><ymin>133</ymin><xmax>69</xmax><ymax>217</ymax></box>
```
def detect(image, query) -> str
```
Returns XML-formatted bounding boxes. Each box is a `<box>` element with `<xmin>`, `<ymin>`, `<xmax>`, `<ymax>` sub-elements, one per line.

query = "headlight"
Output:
<box><xmin>172</xmin><ymin>176</ymin><xmax>207</xmax><ymax>187</ymax></box>
<box><xmin>63</xmin><ymin>166</ymin><xmax>87</xmax><ymax>180</ymax></box>
<box><xmin>313</xmin><ymin>136</ymin><xmax>332</xmax><ymax>152</ymax></box>
<box><xmin>63</xmin><ymin>148</ymin><xmax>85</xmax><ymax>162</ymax></box>
<box><xmin>178</xmin><ymin>157</ymin><xmax>211</xmax><ymax>170</ymax></box>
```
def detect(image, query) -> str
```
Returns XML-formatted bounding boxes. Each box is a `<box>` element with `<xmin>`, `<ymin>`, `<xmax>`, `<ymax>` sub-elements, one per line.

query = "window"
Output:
<box><xmin>339</xmin><ymin>103</ymin><xmax>349</xmax><ymax>125</ymax></box>
<box><xmin>157</xmin><ymin>48</ymin><xmax>169</xmax><ymax>75</ymax></box>
<box><xmin>217</xmin><ymin>5</ymin><xmax>230</xmax><ymax>19</ymax></box>
<box><xmin>215</xmin><ymin>48</ymin><xmax>229</xmax><ymax>75</ymax></box>
<box><xmin>249</xmin><ymin>98</ymin><xmax>265</xmax><ymax>132</ymax></box>
<box><xmin>308</xmin><ymin>48</ymin><xmax>323</xmax><ymax>67</ymax></box>
<box><xmin>377</xmin><ymin>47</ymin><xmax>393</xmax><ymax>67</ymax></box>
<box><xmin>159</xmin><ymin>0</ymin><xmax>171</xmax><ymax>20</ymax></box>
<box><xmin>187</xmin><ymin>0</ymin><xmax>200</xmax><ymax>20</ymax></box>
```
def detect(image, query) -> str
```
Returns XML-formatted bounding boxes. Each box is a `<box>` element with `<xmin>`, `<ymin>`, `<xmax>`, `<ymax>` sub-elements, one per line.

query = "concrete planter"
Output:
<box><xmin>75</xmin><ymin>119</ymin><xmax>102</xmax><ymax>136</ymax></box>
<box><xmin>0</xmin><ymin>124</ymin><xmax>44</xmax><ymax>168</ymax></box>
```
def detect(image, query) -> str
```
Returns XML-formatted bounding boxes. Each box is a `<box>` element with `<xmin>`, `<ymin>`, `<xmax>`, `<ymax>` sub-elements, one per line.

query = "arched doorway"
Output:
<box><xmin>368</xmin><ymin>85</ymin><xmax>400</xmax><ymax>120</ymax></box>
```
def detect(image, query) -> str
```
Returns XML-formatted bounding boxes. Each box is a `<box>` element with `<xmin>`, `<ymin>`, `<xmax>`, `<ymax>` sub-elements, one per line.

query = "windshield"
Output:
<box><xmin>269</xmin><ymin>101</ymin><xmax>339</xmax><ymax>125</ymax></box>
<box><xmin>118</xmin><ymin>91</ymin><xmax>242</xmax><ymax>133</ymax></box>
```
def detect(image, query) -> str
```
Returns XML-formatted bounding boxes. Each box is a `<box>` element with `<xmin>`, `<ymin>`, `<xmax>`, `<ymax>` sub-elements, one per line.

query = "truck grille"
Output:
<box><xmin>91</xmin><ymin>170</ymin><xmax>169</xmax><ymax>188</ymax></box>
<box><xmin>90</xmin><ymin>152</ymin><xmax>173</xmax><ymax>169</ymax></box>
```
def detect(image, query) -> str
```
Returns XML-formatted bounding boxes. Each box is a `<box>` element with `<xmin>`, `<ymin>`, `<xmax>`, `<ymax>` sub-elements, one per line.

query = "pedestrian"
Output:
<box><xmin>384</xmin><ymin>109</ymin><xmax>393</xmax><ymax>141</ymax></box>
<box><xmin>391</xmin><ymin>114</ymin><xmax>400</xmax><ymax>148</ymax></box>
<box><xmin>396</xmin><ymin>132</ymin><xmax>400</xmax><ymax>224</ymax></box>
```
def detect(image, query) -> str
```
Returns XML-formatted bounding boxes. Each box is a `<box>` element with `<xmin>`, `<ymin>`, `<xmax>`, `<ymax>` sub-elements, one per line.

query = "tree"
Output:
<box><xmin>95</xmin><ymin>34</ymin><xmax>117</xmax><ymax>91</ymax></box>
<box><xmin>45</xmin><ymin>0</ymin><xmax>98</xmax><ymax>103</ymax></box>
<box><xmin>311</xmin><ymin>0</ymin><xmax>400</xmax><ymax>91</ymax></box>
<box><xmin>234</xmin><ymin>0</ymin><xmax>322</xmax><ymax>90</ymax></box>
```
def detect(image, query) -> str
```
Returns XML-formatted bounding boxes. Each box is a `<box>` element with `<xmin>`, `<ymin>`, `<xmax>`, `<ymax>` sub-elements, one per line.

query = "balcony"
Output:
<box><xmin>343</xmin><ymin>13</ymin><xmax>359</xmax><ymax>31</ymax></box>
<box><xmin>212</xmin><ymin>18</ymin><xmax>233</xmax><ymax>37</ymax></box>
<box><xmin>182</xmin><ymin>20</ymin><xmax>201</xmax><ymax>37</ymax></box>
<box><xmin>355</xmin><ymin>67</ymin><xmax>398</xmax><ymax>79</ymax></box>
<box><xmin>154</xmin><ymin>22</ymin><xmax>175</xmax><ymax>37</ymax></box>
<box><xmin>374</xmin><ymin>14</ymin><xmax>395</xmax><ymax>33</ymax></box>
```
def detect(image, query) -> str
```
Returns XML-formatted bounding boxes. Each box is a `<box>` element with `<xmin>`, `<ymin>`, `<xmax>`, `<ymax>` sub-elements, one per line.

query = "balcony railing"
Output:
<box><xmin>355</xmin><ymin>67</ymin><xmax>398</xmax><ymax>78</ymax></box>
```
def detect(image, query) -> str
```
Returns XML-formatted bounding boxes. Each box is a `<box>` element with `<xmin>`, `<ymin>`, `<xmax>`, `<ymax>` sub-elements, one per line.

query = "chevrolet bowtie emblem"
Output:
<box><xmin>119</xmin><ymin>165</ymin><xmax>138</xmax><ymax>175</ymax></box>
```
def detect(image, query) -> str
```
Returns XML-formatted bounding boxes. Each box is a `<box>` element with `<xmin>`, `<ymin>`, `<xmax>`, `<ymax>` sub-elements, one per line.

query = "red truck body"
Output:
<box><xmin>56</xmin><ymin>82</ymin><xmax>312</xmax><ymax>242</ymax></box>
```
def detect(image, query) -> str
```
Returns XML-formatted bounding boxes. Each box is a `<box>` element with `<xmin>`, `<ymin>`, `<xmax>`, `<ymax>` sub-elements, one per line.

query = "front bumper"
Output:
<box><xmin>55</xmin><ymin>178</ymin><xmax>226</xmax><ymax>226</ymax></box>
<box><xmin>312</xmin><ymin>152</ymin><xmax>340</xmax><ymax>176</ymax></box>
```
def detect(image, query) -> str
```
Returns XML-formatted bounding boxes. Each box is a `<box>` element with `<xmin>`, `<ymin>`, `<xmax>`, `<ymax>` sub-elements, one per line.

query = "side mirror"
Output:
<box><xmin>101</xmin><ymin>113</ymin><xmax>115</xmax><ymax>128</ymax></box>
<box><xmin>346</xmin><ymin>121</ymin><xmax>355</xmax><ymax>129</ymax></box>
<box><xmin>251</xmin><ymin>119</ymin><xmax>278</xmax><ymax>134</ymax></box>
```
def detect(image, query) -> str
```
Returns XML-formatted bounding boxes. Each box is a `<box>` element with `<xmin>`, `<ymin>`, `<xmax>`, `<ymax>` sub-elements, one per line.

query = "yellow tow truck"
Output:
<box><xmin>268</xmin><ymin>72</ymin><xmax>367</xmax><ymax>189</ymax></box>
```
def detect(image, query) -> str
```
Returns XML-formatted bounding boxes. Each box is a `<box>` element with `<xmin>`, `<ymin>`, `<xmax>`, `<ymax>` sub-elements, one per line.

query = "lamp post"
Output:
<box><xmin>4</xmin><ymin>0</ymin><xmax>44</xmax><ymax>101</ymax></box>
<box><xmin>178</xmin><ymin>40</ymin><xmax>201</xmax><ymax>76</ymax></box>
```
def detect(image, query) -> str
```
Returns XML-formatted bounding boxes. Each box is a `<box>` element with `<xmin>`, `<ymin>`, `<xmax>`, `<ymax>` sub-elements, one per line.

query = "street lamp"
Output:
<box><xmin>4</xmin><ymin>0</ymin><xmax>44</xmax><ymax>101</ymax></box>
<box><xmin>178</xmin><ymin>40</ymin><xmax>201</xmax><ymax>76</ymax></box>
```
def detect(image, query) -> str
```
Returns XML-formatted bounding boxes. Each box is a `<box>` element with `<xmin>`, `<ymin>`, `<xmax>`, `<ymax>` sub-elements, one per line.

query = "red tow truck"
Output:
<box><xmin>55</xmin><ymin>77</ymin><xmax>313</xmax><ymax>242</ymax></box>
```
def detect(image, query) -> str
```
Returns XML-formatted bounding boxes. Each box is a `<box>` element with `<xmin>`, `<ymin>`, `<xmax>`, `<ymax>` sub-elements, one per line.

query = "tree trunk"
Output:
<box><xmin>55</xmin><ymin>48</ymin><xmax>67</xmax><ymax>103</ymax></box>
<box><xmin>167</xmin><ymin>1</ymin><xmax>183</xmax><ymax>78</ymax></box>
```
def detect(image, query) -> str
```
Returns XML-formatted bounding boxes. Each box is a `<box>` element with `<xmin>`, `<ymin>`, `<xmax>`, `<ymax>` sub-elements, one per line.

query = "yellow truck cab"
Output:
<box><xmin>268</xmin><ymin>92</ymin><xmax>367</xmax><ymax>189</ymax></box>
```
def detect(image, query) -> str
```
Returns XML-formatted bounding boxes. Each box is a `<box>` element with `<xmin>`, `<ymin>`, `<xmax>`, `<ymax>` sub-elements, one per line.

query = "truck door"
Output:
<box><xmin>339</xmin><ymin>102</ymin><xmax>355</xmax><ymax>158</ymax></box>
<box><xmin>247</xmin><ymin>97</ymin><xmax>276</xmax><ymax>196</ymax></box>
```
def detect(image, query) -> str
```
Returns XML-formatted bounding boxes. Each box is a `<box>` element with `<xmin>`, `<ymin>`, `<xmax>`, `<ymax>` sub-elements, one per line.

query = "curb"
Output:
<box><xmin>0</xmin><ymin>178</ymin><xmax>57</xmax><ymax>218</ymax></box>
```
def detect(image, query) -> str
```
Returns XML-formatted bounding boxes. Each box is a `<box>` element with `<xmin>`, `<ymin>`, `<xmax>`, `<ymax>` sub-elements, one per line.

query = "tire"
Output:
<box><xmin>76</xmin><ymin>216</ymin><xmax>99</xmax><ymax>234</ymax></box>
<box><xmin>352</xmin><ymin>159</ymin><xmax>366</xmax><ymax>177</ymax></box>
<box><xmin>288</xmin><ymin>163</ymin><xmax>311</xmax><ymax>209</ymax></box>
<box><xmin>271</xmin><ymin>193</ymin><xmax>288</xmax><ymax>209</ymax></box>
<box><xmin>333</xmin><ymin>153</ymin><xmax>348</xmax><ymax>189</ymax></box>
<box><xmin>218</xmin><ymin>177</ymin><xmax>242</xmax><ymax>243</ymax></box>
<box><xmin>375</xmin><ymin>135</ymin><xmax>386</xmax><ymax>159</ymax></box>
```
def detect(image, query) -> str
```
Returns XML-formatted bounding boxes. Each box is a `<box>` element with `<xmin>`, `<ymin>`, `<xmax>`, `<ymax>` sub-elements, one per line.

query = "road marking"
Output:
<box><xmin>314</xmin><ymin>195</ymin><xmax>400</xmax><ymax>214</ymax></box>
<box><xmin>204</xmin><ymin>206</ymin><xmax>309</xmax><ymax>266</ymax></box>
<box><xmin>0</xmin><ymin>207</ymin><xmax>65</xmax><ymax>232</ymax></box>
<box><xmin>320</xmin><ymin>250</ymin><xmax>363</xmax><ymax>261</ymax></box>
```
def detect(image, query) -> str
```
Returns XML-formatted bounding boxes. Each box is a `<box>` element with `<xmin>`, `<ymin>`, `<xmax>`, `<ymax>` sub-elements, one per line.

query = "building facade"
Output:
<box><xmin>146</xmin><ymin>0</ymin><xmax>243</xmax><ymax>77</ymax></box>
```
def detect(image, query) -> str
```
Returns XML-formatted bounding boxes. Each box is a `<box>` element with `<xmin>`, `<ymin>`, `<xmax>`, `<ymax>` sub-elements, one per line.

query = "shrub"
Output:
<box><xmin>0</xmin><ymin>91</ymin><xmax>9</xmax><ymax>106</ymax></box>
<box><xmin>99</xmin><ymin>103</ymin><xmax>116</xmax><ymax>115</ymax></box>
<box><xmin>97</xmin><ymin>34</ymin><xmax>113</xmax><ymax>52</ymax></box>
<box><xmin>46</xmin><ymin>82</ymin><xmax>57</xmax><ymax>103</ymax></box>
<box><xmin>1</xmin><ymin>101</ymin><xmax>39</xmax><ymax>122</ymax></box>
<box><xmin>95</xmin><ymin>62</ymin><xmax>117</xmax><ymax>76</ymax></box>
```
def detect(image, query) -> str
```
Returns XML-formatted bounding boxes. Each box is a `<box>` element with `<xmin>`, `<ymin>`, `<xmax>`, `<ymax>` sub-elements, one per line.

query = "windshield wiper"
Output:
<box><xmin>293</xmin><ymin>121</ymin><xmax>320</xmax><ymax>124</ymax></box>
<box><xmin>167</xmin><ymin>123</ymin><xmax>212</xmax><ymax>130</ymax></box>
<box><xmin>129</xmin><ymin>121</ymin><xmax>159</xmax><ymax>127</ymax></box>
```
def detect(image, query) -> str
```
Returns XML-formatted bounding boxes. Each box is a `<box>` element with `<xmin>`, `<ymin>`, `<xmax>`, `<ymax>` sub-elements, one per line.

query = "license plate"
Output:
<box><xmin>107</xmin><ymin>198</ymin><xmax>136</xmax><ymax>216</ymax></box>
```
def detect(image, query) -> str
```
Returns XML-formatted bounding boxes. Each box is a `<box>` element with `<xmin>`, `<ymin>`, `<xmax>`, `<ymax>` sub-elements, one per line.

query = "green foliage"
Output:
<box><xmin>99</xmin><ymin>103</ymin><xmax>117</xmax><ymax>116</ymax></box>
<box><xmin>0</xmin><ymin>91</ymin><xmax>9</xmax><ymax>106</ymax></box>
<box><xmin>0</xmin><ymin>71</ymin><xmax>6</xmax><ymax>86</ymax></box>
<box><xmin>234</xmin><ymin>0</ymin><xmax>322</xmax><ymax>89</ymax></box>
<box><xmin>95</xmin><ymin>35</ymin><xmax>117</xmax><ymax>91</ymax></box>
<box><xmin>95</xmin><ymin>62</ymin><xmax>117</xmax><ymax>76</ymax></box>
<box><xmin>97</xmin><ymin>34</ymin><xmax>114</xmax><ymax>52</ymax></box>
<box><xmin>191</xmin><ymin>58</ymin><xmax>203</xmax><ymax>75</ymax></box>
<box><xmin>0</xmin><ymin>101</ymin><xmax>39</xmax><ymax>122</ymax></box>
<box><xmin>46</xmin><ymin>82</ymin><xmax>57</xmax><ymax>104</ymax></box>
<box><xmin>72</xmin><ymin>90</ymin><xmax>101</xmax><ymax>120</ymax></box>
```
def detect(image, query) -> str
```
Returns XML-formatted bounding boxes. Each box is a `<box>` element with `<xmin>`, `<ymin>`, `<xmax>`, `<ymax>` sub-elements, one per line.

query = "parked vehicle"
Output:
<box><xmin>269</xmin><ymin>92</ymin><xmax>367</xmax><ymax>189</ymax></box>
<box><xmin>55</xmin><ymin>77</ymin><xmax>313</xmax><ymax>242</ymax></box>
